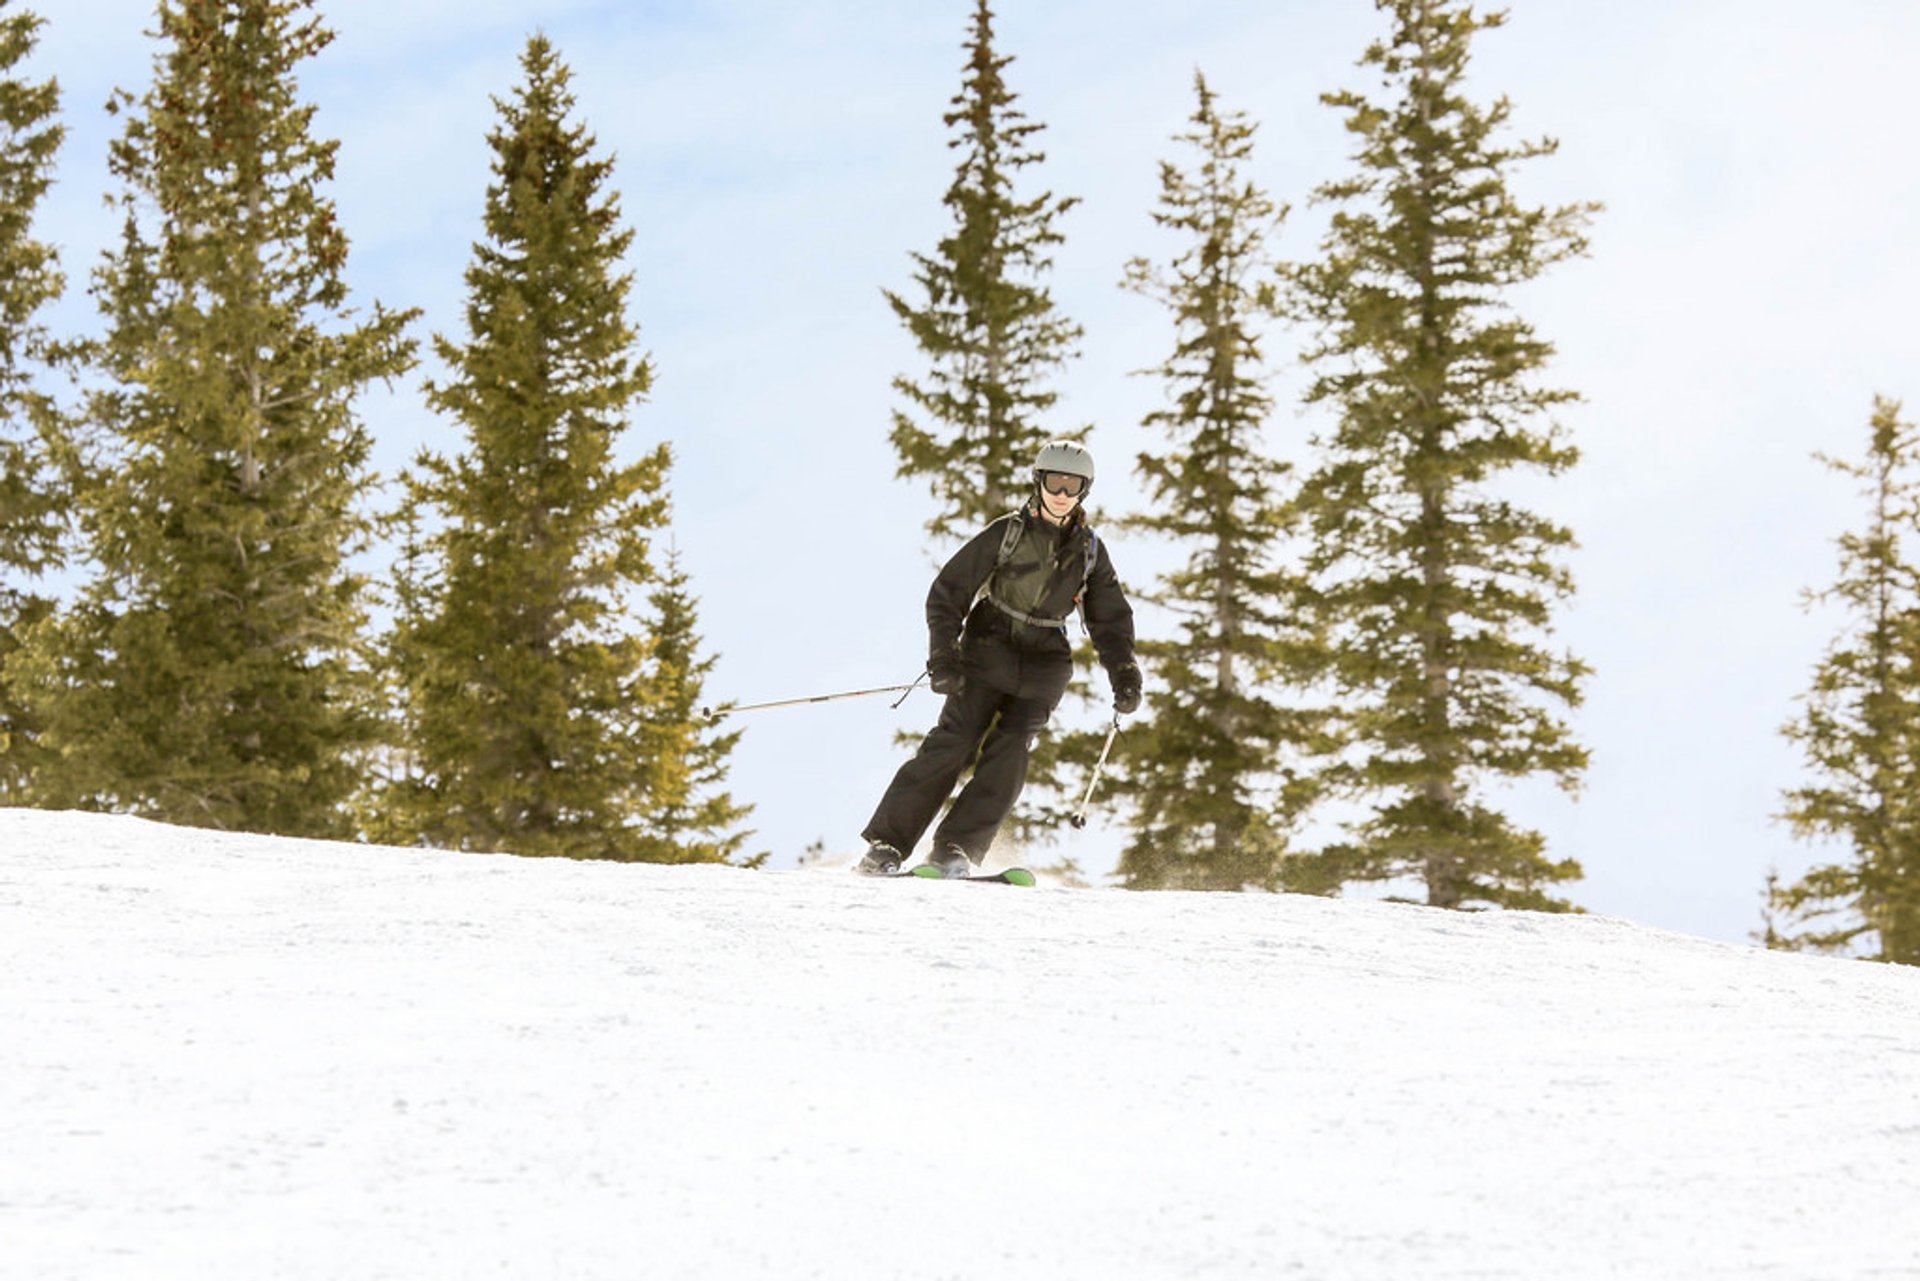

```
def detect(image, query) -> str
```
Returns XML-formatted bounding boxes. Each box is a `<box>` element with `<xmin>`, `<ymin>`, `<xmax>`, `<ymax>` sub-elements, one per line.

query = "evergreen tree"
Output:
<box><xmin>627</xmin><ymin>546</ymin><xmax>758</xmax><ymax>865</ymax></box>
<box><xmin>12</xmin><ymin>0</ymin><xmax>415</xmax><ymax>834</ymax></box>
<box><xmin>386</xmin><ymin>36</ymin><xmax>676</xmax><ymax>861</ymax></box>
<box><xmin>1284</xmin><ymin>0</ymin><xmax>1596</xmax><ymax>909</ymax></box>
<box><xmin>885</xmin><ymin>0</ymin><xmax>1089</xmax><ymax>853</ymax></box>
<box><xmin>1111</xmin><ymin>74</ymin><xmax>1321</xmax><ymax>891</ymax></box>
<box><xmin>886</xmin><ymin>0</ymin><xmax>1082</xmax><ymax>539</ymax></box>
<box><xmin>0</xmin><ymin>0</ymin><xmax>64</xmax><ymax>799</ymax></box>
<box><xmin>1772</xmin><ymin>396</ymin><xmax>1920</xmax><ymax>964</ymax></box>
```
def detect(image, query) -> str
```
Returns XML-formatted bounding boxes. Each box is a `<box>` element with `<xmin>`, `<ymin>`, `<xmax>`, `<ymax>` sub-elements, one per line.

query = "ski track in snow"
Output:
<box><xmin>3</xmin><ymin>808</ymin><xmax>1918</xmax><ymax>1279</ymax></box>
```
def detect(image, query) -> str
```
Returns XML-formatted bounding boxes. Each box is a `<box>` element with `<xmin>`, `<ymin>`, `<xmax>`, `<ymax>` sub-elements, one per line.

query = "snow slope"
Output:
<box><xmin>4</xmin><ymin>808</ymin><xmax>1917</xmax><ymax>1280</ymax></box>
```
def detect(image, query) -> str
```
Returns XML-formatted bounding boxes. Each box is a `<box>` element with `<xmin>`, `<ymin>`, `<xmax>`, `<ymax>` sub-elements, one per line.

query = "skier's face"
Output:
<box><xmin>1037</xmin><ymin>471</ymin><xmax>1085</xmax><ymax>524</ymax></box>
<box><xmin>1039</xmin><ymin>482</ymin><xmax>1080</xmax><ymax>524</ymax></box>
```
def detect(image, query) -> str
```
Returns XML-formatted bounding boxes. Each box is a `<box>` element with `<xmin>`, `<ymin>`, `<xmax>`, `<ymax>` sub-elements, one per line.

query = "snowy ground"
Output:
<box><xmin>3</xmin><ymin>809</ymin><xmax>1918</xmax><ymax>1279</ymax></box>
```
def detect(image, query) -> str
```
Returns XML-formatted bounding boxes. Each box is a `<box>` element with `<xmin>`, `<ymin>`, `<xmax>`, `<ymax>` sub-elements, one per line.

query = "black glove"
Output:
<box><xmin>1110</xmin><ymin>660</ymin><xmax>1142</xmax><ymax>715</ymax></box>
<box><xmin>928</xmin><ymin>649</ymin><xmax>965</xmax><ymax>697</ymax></box>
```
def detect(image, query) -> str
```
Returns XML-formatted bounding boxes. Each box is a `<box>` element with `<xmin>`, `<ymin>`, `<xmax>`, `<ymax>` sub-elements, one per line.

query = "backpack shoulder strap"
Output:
<box><xmin>995</xmin><ymin>510</ymin><xmax>1024</xmax><ymax>568</ymax></box>
<box><xmin>1073</xmin><ymin>525</ymin><xmax>1099</xmax><ymax>633</ymax></box>
<box><xmin>972</xmin><ymin>512</ymin><xmax>1026</xmax><ymax>608</ymax></box>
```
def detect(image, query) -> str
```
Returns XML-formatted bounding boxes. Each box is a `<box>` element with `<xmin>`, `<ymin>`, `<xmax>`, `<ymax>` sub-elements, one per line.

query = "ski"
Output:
<box><xmin>869</xmin><ymin>866</ymin><xmax>1037</xmax><ymax>886</ymax></box>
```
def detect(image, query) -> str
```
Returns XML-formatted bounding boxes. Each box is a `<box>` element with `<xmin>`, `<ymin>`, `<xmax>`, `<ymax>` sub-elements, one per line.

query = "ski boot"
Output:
<box><xmin>856</xmin><ymin>842</ymin><xmax>904</xmax><ymax>876</ymax></box>
<box><xmin>926</xmin><ymin>844</ymin><xmax>972</xmax><ymax>879</ymax></box>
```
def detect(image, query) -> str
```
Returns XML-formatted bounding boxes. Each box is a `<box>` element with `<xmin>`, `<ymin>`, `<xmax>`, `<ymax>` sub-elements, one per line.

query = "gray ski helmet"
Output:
<box><xmin>1033</xmin><ymin>439</ymin><xmax>1095</xmax><ymax>497</ymax></box>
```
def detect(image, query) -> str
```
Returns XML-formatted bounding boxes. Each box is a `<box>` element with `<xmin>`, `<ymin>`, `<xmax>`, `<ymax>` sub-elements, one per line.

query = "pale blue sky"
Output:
<box><xmin>23</xmin><ymin>1</ymin><xmax>1920</xmax><ymax>945</ymax></box>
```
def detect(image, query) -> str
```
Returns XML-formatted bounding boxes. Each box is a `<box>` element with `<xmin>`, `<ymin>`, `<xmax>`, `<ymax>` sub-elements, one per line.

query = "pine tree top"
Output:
<box><xmin>0</xmin><ymin>2</ymin><xmax>63</xmax><ymax>371</ymax></box>
<box><xmin>886</xmin><ymin>0</ymin><xmax>1083</xmax><ymax>539</ymax></box>
<box><xmin>0</xmin><ymin>0</ymin><xmax>65</xmax><ymax>581</ymax></box>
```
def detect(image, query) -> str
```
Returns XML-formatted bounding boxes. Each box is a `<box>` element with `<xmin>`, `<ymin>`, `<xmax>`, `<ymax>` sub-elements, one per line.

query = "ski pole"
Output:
<box><xmin>1069</xmin><ymin>715</ymin><xmax>1122</xmax><ymax>829</ymax></box>
<box><xmin>703</xmin><ymin>672</ymin><xmax>927</xmax><ymax>721</ymax></box>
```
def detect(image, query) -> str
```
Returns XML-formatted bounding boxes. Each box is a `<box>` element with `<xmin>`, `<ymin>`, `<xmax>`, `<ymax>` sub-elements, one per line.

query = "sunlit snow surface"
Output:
<box><xmin>4</xmin><ymin>808</ymin><xmax>1917</xmax><ymax>1279</ymax></box>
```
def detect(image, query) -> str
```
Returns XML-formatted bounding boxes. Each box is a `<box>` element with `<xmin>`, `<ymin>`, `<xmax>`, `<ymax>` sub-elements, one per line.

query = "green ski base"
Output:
<box><xmin>891</xmin><ymin>865</ymin><xmax>1036</xmax><ymax>886</ymax></box>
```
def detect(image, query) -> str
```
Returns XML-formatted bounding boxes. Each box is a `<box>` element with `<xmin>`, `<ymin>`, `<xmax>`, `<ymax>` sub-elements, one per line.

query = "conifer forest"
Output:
<box><xmin>2</xmin><ymin>0</ymin><xmax>1915</xmax><ymax>962</ymax></box>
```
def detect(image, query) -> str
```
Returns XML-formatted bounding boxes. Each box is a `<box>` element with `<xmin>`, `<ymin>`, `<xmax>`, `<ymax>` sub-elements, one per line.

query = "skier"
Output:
<box><xmin>858</xmin><ymin>440</ymin><xmax>1141</xmax><ymax>877</ymax></box>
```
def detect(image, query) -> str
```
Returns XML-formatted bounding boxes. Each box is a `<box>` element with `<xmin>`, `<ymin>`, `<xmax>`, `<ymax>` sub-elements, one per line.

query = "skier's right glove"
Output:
<box><xmin>928</xmin><ymin>650</ymin><xmax>966</xmax><ymax>697</ymax></box>
<box><xmin>1110</xmin><ymin>660</ymin><xmax>1142</xmax><ymax>715</ymax></box>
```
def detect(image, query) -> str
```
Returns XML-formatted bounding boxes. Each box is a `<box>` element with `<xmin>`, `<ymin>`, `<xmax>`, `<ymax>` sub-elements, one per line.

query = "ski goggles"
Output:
<box><xmin>1040</xmin><ymin>471</ymin><xmax>1088</xmax><ymax>498</ymax></box>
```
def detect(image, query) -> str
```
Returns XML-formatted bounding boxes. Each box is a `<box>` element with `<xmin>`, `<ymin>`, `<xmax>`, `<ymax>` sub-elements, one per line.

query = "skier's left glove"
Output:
<box><xmin>928</xmin><ymin>649</ymin><xmax>966</xmax><ymax>697</ymax></box>
<box><xmin>1110</xmin><ymin>661</ymin><xmax>1142</xmax><ymax>715</ymax></box>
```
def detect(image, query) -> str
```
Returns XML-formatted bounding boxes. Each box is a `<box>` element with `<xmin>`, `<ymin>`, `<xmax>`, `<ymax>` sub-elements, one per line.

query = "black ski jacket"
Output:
<box><xmin>925</xmin><ymin>503</ymin><xmax>1135</xmax><ymax>675</ymax></box>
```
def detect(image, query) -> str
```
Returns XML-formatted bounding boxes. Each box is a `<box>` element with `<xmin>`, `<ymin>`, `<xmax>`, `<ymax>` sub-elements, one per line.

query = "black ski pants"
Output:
<box><xmin>862</xmin><ymin>632</ymin><xmax>1072</xmax><ymax>863</ymax></box>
